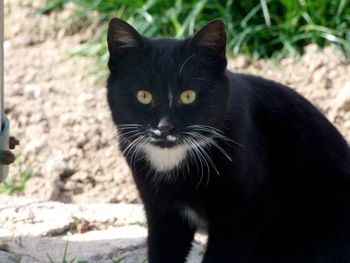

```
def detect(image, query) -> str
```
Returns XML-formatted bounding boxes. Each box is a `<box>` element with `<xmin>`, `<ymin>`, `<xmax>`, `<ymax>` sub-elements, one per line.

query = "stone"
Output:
<box><xmin>43</xmin><ymin>154</ymin><xmax>69</xmax><ymax>177</ymax></box>
<box><xmin>0</xmin><ymin>196</ymin><xmax>204</xmax><ymax>262</ymax></box>
<box><xmin>5</xmin><ymin>226</ymin><xmax>147</xmax><ymax>263</ymax></box>
<box><xmin>0</xmin><ymin>196</ymin><xmax>146</xmax><ymax>236</ymax></box>
<box><xmin>23</xmin><ymin>137</ymin><xmax>48</xmax><ymax>155</ymax></box>
<box><xmin>235</xmin><ymin>55</ymin><xmax>250</xmax><ymax>68</ymax></box>
<box><xmin>0</xmin><ymin>251</ymin><xmax>17</xmax><ymax>263</ymax></box>
<box><xmin>23</xmin><ymin>176</ymin><xmax>61</xmax><ymax>201</ymax></box>
<box><xmin>335</xmin><ymin>81</ymin><xmax>350</xmax><ymax>111</ymax></box>
<box><xmin>23</xmin><ymin>84</ymin><xmax>42</xmax><ymax>98</ymax></box>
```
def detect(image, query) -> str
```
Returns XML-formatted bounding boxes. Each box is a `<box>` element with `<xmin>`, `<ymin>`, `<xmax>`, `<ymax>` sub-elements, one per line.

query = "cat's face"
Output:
<box><xmin>107</xmin><ymin>18</ymin><xmax>229</xmax><ymax>173</ymax></box>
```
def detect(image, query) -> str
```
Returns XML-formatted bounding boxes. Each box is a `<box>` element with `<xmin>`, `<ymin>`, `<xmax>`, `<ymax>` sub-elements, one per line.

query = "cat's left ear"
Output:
<box><xmin>107</xmin><ymin>18</ymin><xmax>143</xmax><ymax>56</ymax></box>
<box><xmin>189</xmin><ymin>19</ymin><xmax>227</xmax><ymax>56</ymax></box>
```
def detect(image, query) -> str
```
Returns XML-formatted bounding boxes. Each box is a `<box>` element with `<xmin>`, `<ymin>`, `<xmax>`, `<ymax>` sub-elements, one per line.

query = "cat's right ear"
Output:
<box><xmin>188</xmin><ymin>19</ymin><xmax>227</xmax><ymax>56</ymax></box>
<box><xmin>107</xmin><ymin>18</ymin><xmax>143</xmax><ymax>56</ymax></box>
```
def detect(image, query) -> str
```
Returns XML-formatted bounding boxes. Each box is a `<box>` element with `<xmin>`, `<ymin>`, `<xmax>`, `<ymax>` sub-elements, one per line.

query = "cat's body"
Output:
<box><xmin>106</xmin><ymin>18</ymin><xmax>350</xmax><ymax>263</ymax></box>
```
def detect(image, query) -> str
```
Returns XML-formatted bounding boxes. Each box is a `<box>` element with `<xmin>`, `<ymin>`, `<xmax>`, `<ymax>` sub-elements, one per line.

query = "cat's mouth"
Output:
<box><xmin>150</xmin><ymin>136</ymin><xmax>178</xmax><ymax>148</ymax></box>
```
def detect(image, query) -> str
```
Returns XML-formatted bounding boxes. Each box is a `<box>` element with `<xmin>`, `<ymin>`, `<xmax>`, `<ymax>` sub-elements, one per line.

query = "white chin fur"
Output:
<box><xmin>141</xmin><ymin>143</ymin><xmax>189</xmax><ymax>172</ymax></box>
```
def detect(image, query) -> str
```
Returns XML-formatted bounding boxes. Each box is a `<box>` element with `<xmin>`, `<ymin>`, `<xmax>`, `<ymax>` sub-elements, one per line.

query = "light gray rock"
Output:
<box><xmin>0</xmin><ymin>196</ymin><xmax>146</xmax><ymax>236</ymax></box>
<box><xmin>0</xmin><ymin>249</ymin><xmax>34</xmax><ymax>263</ymax></box>
<box><xmin>0</xmin><ymin>251</ymin><xmax>16</xmax><ymax>263</ymax></box>
<box><xmin>24</xmin><ymin>84</ymin><xmax>42</xmax><ymax>98</ymax></box>
<box><xmin>23</xmin><ymin>136</ymin><xmax>48</xmax><ymax>155</ymax></box>
<box><xmin>336</xmin><ymin>81</ymin><xmax>350</xmax><ymax>110</ymax></box>
<box><xmin>0</xmin><ymin>196</ymin><xmax>204</xmax><ymax>262</ymax></box>
<box><xmin>4</xmin><ymin>226</ymin><xmax>147</xmax><ymax>263</ymax></box>
<box><xmin>43</xmin><ymin>154</ymin><xmax>69</xmax><ymax>176</ymax></box>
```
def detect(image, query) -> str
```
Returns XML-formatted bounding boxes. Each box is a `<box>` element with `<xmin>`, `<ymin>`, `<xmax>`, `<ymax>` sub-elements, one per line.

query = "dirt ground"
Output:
<box><xmin>4</xmin><ymin>0</ymin><xmax>350</xmax><ymax>203</ymax></box>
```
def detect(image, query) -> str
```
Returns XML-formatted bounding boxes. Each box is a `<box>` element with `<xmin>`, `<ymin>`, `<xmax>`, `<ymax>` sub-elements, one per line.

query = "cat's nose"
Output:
<box><xmin>158</xmin><ymin>124</ymin><xmax>174</xmax><ymax>136</ymax></box>
<box><xmin>157</xmin><ymin>120</ymin><xmax>174</xmax><ymax>137</ymax></box>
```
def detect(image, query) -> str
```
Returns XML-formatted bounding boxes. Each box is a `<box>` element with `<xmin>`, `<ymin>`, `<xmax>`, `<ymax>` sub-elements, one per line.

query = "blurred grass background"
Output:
<box><xmin>39</xmin><ymin>0</ymin><xmax>350</xmax><ymax>67</ymax></box>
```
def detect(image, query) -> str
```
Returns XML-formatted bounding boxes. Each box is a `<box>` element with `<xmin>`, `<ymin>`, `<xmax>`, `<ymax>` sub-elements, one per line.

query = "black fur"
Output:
<box><xmin>106</xmin><ymin>18</ymin><xmax>350</xmax><ymax>263</ymax></box>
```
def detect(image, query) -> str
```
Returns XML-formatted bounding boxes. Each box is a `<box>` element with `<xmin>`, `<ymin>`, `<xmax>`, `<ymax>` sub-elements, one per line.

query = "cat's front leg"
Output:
<box><xmin>202</xmin><ymin>221</ymin><xmax>258</xmax><ymax>263</ymax></box>
<box><xmin>145</xmin><ymin>204</ymin><xmax>195</xmax><ymax>263</ymax></box>
<box><xmin>202</xmin><ymin>236</ymin><xmax>247</xmax><ymax>263</ymax></box>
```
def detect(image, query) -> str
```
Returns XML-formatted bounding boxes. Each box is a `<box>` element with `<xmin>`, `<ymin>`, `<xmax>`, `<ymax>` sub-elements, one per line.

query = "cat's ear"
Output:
<box><xmin>107</xmin><ymin>18</ymin><xmax>143</xmax><ymax>55</ymax></box>
<box><xmin>189</xmin><ymin>19</ymin><xmax>227</xmax><ymax>56</ymax></box>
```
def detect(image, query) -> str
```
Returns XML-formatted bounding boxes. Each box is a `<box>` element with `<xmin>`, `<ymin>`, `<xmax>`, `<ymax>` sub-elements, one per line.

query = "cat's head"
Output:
<box><xmin>107</xmin><ymin>18</ymin><xmax>230</xmax><ymax>173</ymax></box>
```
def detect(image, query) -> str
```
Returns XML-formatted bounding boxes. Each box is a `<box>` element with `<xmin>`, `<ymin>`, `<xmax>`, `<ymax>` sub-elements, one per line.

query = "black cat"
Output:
<box><xmin>106</xmin><ymin>18</ymin><xmax>350</xmax><ymax>263</ymax></box>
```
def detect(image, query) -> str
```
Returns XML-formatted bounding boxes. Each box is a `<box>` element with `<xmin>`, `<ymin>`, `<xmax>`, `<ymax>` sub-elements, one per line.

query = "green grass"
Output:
<box><xmin>39</xmin><ymin>0</ymin><xmax>350</xmax><ymax>78</ymax></box>
<box><xmin>0</xmin><ymin>162</ymin><xmax>33</xmax><ymax>195</ymax></box>
<box><xmin>40</xmin><ymin>0</ymin><xmax>350</xmax><ymax>55</ymax></box>
<box><xmin>46</xmin><ymin>240</ymin><xmax>148</xmax><ymax>263</ymax></box>
<box><xmin>47</xmin><ymin>240</ymin><xmax>89</xmax><ymax>263</ymax></box>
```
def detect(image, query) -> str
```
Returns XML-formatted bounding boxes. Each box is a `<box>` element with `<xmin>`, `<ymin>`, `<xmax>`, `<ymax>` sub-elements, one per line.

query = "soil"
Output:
<box><xmin>4</xmin><ymin>0</ymin><xmax>350</xmax><ymax>203</ymax></box>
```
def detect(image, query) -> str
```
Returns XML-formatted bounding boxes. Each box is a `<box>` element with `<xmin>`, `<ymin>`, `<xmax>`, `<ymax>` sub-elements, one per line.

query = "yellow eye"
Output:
<box><xmin>180</xmin><ymin>90</ymin><xmax>196</xmax><ymax>105</ymax></box>
<box><xmin>136</xmin><ymin>90</ymin><xmax>153</xmax><ymax>104</ymax></box>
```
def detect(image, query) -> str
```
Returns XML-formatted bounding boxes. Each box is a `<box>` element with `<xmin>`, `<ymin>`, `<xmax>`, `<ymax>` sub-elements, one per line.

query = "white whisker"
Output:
<box><xmin>187</xmin><ymin>131</ymin><xmax>233</xmax><ymax>162</ymax></box>
<box><xmin>179</xmin><ymin>54</ymin><xmax>195</xmax><ymax>77</ymax></box>
<box><xmin>188</xmin><ymin>124</ymin><xmax>244</xmax><ymax>147</ymax></box>
<box><xmin>182</xmin><ymin>136</ymin><xmax>205</xmax><ymax>187</ymax></box>
<box><xmin>187</xmin><ymin>137</ymin><xmax>213</xmax><ymax>186</ymax></box>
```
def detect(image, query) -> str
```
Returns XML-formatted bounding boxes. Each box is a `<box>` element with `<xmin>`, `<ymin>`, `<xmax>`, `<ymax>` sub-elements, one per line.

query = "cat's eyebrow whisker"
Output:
<box><xmin>179</xmin><ymin>54</ymin><xmax>195</xmax><ymax>77</ymax></box>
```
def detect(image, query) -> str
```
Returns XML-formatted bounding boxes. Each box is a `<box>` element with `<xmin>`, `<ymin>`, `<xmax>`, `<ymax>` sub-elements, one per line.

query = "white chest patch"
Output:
<box><xmin>141</xmin><ymin>143</ymin><xmax>189</xmax><ymax>172</ymax></box>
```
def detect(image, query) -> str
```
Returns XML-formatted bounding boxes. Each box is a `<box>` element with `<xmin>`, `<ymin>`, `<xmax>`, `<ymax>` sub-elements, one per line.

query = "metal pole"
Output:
<box><xmin>0</xmin><ymin>0</ymin><xmax>7</xmax><ymax>180</ymax></box>
<box><xmin>0</xmin><ymin>1</ymin><xmax>18</xmax><ymax>180</ymax></box>
<box><xmin>0</xmin><ymin>0</ymin><xmax>3</xmax><ymax>121</ymax></box>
